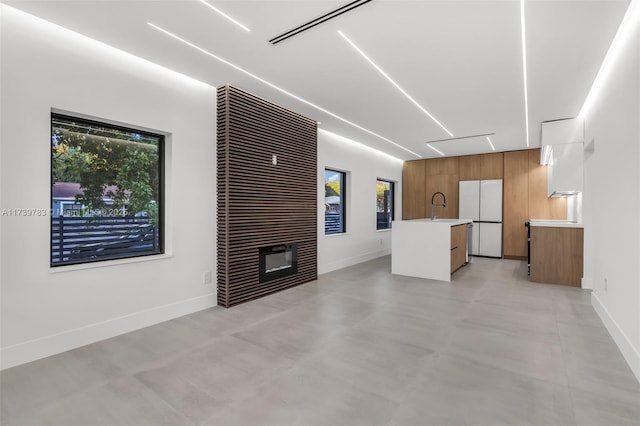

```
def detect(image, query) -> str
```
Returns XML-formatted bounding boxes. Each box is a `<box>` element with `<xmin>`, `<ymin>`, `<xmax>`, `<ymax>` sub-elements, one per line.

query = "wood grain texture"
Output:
<box><xmin>528</xmin><ymin>149</ymin><xmax>567</xmax><ymax>220</ymax></box>
<box><xmin>450</xmin><ymin>224</ymin><xmax>467</xmax><ymax>273</ymax></box>
<box><xmin>425</xmin><ymin>172</ymin><xmax>459</xmax><ymax>219</ymax></box>
<box><xmin>459</xmin><ymin>155</ymin><xmax>482</xmax><ymax>181</ymax></box>
<box><xmin>503</xmin><ymin>150</ymin><xmax>529</xmax><ymax>257</ymax></box>
<box><xmin>530</xmin><ymin>226</ymin><xmax>583</xmax><ymax>287</ymax></box>
<box><xmin>480</xmin><ymin>153</ymin><xmax>504</xmax><ymax>180</ymax></box>
<box><xmin>402</xmin><ymin>160</ymin><xmax>427</xmax><ymax>219</ymax></box>
<box><xmin>426</xmin><ymin>157</ymin><xmax>459</xmax><ymax>176</ymax></box>
<box><xmin>217</xmin><ymin>85</ymin><xmax>318</xmax><ymax>308</ymax></box>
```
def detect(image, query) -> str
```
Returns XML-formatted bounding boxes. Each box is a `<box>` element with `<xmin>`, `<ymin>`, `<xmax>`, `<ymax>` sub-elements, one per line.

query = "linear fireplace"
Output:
<box><xmin>259</xmin><ymin>243</ymin><xmax>298</xmax><ymax>282</ymax></box>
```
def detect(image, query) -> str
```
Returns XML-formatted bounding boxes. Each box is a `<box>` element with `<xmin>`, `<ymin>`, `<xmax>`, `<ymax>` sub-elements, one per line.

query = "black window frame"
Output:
<box><xmin>50</xmin><ymin>113</ymin><xmax>165</xmax><ymax>267</ymax></box>
<box><xmin>376</xmin><ymin>178</ymin><xmax>395</xmax><ymax>230</ymax></box>
<box><xmin>324</xmin><ymin>168</ymin><xmax>346</xmax><ymax>235</ymax></box>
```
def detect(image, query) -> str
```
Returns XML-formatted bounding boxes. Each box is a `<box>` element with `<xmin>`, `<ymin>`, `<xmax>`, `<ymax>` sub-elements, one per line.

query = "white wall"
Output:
<box><xmin>318</xmin><ymin>130</ymin><xmax>403</xmax><ymax>274</ymax></box>
<box><xmin>0</xmin><ymin>6</ymin><xmax>218</xmax><ymax>369</ymax></box>
<box><xmin>582</xmin><ymin>10</ymin><xmax>640</xmax><ymax>381</ymax></box>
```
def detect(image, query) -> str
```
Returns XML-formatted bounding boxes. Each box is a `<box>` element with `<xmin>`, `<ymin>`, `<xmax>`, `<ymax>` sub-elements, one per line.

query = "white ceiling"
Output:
<box><xmin>4</xmin><ymin>0</ymin><xmax>630</xmax><ymax>160</ymax></box>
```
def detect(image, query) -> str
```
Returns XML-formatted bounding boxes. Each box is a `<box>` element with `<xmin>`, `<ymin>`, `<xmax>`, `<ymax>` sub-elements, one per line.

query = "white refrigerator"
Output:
<box><xmin>459</xmin><ymin>179</ymin><xmax>503</xmax><ymax>258</ymax></box>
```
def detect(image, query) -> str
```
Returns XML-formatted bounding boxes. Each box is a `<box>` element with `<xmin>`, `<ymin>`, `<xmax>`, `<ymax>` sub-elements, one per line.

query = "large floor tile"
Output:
<box><xmin>2</xmin><ymin>255</ymin><xmax>638</xmax><ymax>426</ymax></box>
<box><xmin>390</xmin><ymin>354</ymin><xmax>576</xmax><ymax>426</ymax></box>
<box><xmin>445</xmin><ymin>322</ymin><xmax>568</xmax><ymax>385</ymax></box>
<box><xmin>5</xmin><ymin>376</ymin><xmax>191</xmax><ymax>426</ymax></box>
<box><xmin>204</xmin><ymin>363</ymin><xmax>399</xmax><ymax>426</ymax></box>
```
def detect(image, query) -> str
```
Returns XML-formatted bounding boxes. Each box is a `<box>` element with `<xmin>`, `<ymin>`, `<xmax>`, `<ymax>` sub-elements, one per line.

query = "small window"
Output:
<box><xmin>324</xmin><ymin>169</ymin><xmax>346</xmax><ymax>234</ymax></box>
<box><xmin>51</xmin><ymin>113</ymin><xmax>164</xmax><ymax>266</ymax></box>
<box><xmin>376</xmin><ymin>179</ymin><xmax>394</xmax><ymax>230</ymax></box>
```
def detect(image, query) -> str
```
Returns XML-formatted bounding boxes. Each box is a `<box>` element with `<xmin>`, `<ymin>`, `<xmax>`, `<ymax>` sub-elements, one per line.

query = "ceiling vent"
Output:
<box><xmin>269</xmin><ymin>0</ymin><xmax>373</xmax><ymax>45</ymax></box>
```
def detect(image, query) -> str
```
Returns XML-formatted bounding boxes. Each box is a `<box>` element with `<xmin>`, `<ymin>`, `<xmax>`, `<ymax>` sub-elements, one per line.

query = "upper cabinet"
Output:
<box><xmin>529</xmin><ymin>149</ymin><xmax>567</xmax><ymax>220</ymax></box>
<box><xmin>426</xmin><ymin>157</ymin><xmax>459</xmax><ymax>219</ymax></box>
<box><xmin>459</xmin><ymin>153</ymin><xmax>503</xmax><ymax>181</ymax></box>
<box><xmin>402</xmin><ymin>160</ymin><xmax>426</xmax><ymax>219</ymax></box>
<box><xmin>541</xmin><ymin>118</ymin><xmax>584</xmax><ymax>197</ymax></box>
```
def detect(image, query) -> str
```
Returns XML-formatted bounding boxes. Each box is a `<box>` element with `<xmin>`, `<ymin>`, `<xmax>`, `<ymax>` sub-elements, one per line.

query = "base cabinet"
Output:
<box><xmin>530</xmin><ymin>226</ymin><xmax>583</xmax><ymax>287</ymax></box>
<box><xmin>451</xmin><ymin>224</ymin><xmax>467</xmax><ymax>274</ymax></box>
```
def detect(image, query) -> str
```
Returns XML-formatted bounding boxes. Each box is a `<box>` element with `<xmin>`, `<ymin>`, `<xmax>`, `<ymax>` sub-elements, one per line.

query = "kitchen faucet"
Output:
<box><xmin>430</xmin><ymin>192</ymin><xmax>446</xmax><ymax>220</ymax></box>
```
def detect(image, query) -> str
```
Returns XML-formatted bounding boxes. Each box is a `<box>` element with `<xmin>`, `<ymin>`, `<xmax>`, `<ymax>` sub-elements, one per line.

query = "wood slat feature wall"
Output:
<box><xmin>217</xmin><ymin>85</ymin><xmax>318</xmax><ymax>308</ymax></box>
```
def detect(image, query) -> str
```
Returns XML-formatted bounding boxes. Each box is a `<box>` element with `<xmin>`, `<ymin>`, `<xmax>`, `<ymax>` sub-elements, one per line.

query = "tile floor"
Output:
<box><xmin>1</xmin><ymin>256</ymin><xmax>639</xmax><ymax>425</ymax></box>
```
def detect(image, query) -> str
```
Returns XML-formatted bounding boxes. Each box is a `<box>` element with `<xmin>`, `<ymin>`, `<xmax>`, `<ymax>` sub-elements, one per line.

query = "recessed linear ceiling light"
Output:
<box><xmin>338</xmin><ymin>30</ymin><xmax>454</xmax><ymax>138</ymax></box>
<box><xmin>198</xmin><ymin>0</ymin><xmax>250</xmax><ymax>32</ymax></box>
<box><xmin>269</xmin><ymin>0</ymin><xmax>373</xmax><ymax>45</ymax></box>
<box><xmin>147</xmin><ymin>23</ymin><xmax>421</xmax><ymax>158</ymax></box>
<box><xmin>578</xmin><ymin>0</ymin><xmax>639</xmax><ymax>119</ymax></box>
<box><xmin>426</xmin><ymin>144</ymin><xmax>445</xmax><ymax>157</ymax></box>
<box><xmin>486</xmin><ymin>136</ymin><xmax>496</xmax><ymax>151</ymax></box>
<box><xmin>425</xmin><ymin>132</ymin><xmax>495</xmax><ymax>144</ymax></box>
<box><xmin>520</xmin><ymin>0</ymin><xmax>530</xmax><ymax>147</ymax></box>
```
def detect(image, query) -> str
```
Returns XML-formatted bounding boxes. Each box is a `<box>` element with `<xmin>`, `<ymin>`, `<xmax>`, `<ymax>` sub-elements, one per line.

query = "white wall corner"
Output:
<box><xmin>581</xmin><ymin>276</ymin><xmax>593</xmax><ymax>290</ymax></box>
<box><xmin>591</xmin><ymin>292</ymin><xmax>640</xmax><ymax>383</ymax></box>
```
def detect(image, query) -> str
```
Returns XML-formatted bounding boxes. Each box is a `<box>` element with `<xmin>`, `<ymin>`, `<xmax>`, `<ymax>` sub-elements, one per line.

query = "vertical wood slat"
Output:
<box><xmin>217</xmin><ymin>85</ymin><xmax>318</xmax><ymax>308</ymax></box>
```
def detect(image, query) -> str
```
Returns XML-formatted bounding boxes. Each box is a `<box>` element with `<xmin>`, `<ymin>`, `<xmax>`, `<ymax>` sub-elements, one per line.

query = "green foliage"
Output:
<box><xmin>325</xmin><ymin>182</ymin><xmax>339</xmax><ymax>197</ymax></box>
<box><xmin>325</xmin><ymin>180</ymin><xmax>341</xmax><ymax>197</ymax></box>
<box><xmin>52</xmin><ymin>121</ymin><xmax>160</xmax><ymax>224</ymax></box>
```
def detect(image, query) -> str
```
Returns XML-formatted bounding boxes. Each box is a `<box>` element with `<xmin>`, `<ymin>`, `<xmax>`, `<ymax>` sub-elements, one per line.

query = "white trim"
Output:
<box><xmin>0</xmin><ymin>293</ymin><xmax>216</xmax><ymax>370</ymax></box>
<box><xmin>591</xmin><ymin>292</ymin><xmax>640</xmax><ymax>382</ymax></box>
<box><xmin>50</xmin><ymin>254</ymin><xmax>174</xmax><ymax>273</ymax></box>
<box><xmin>319</xmin><ymin>248</ymin><xmax>390</xmax><ymax>275</ymax></box>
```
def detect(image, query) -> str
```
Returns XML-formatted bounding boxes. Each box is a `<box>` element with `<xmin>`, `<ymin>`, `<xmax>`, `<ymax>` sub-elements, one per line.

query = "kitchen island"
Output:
<box><xmin>391</xmin><ymin>218</ymin><xmax>472</xmax><ymax>282</ymax></box>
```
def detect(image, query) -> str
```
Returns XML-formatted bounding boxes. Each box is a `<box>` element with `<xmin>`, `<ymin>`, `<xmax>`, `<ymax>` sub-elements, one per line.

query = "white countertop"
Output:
<box><xmin>529</xmin><ymin>220</ymin><xmax>583</xmax><ymax>228</ymax></box>
<box><xmin>402</xmin><ymin>218</ymin><xmax>473</xmax><ymax>226</ymax></box>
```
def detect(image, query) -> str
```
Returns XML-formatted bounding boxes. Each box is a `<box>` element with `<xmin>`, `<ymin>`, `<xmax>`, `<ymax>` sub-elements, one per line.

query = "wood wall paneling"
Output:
<box><xmin>426</xmin><ymin>158</ymin><xmax>459</xmax><ymax>219</ymax></box>
<box><xmin>480</xmin><ymin>153</ymin><xmax>504</xmax><ymax>180</ymax></box>
<box><xmin>217</xmin><ymin>85</ymin><xmax>318</xmax><ymax>308</ymax></box>
<box><xmin>530</xmin><ymin>226</ymin><xmax>583</xmax><ymax>287</ymax></box>
<box><xmin>426</xmin><ymin>157</ymin><xmax>459</xmax><ymax>176</ymax></box>
<box><xmin>459</xmin><ymin>155</ymin><xmax>482</xmax><ymax>181</ymax></box>
<box><xmin>402</xmin><ymin>160</ymin><xmax>427</xmax><ymax>219</ymax></box>
<box><xmin>503</xmin><ymin>150</ymin><xmax>529</xmax><ymax>258</ymax></box>
<box><xmin>528</xmin><ymin>149</ymin><xmax>567</xmax><ymax>220</ymax></box>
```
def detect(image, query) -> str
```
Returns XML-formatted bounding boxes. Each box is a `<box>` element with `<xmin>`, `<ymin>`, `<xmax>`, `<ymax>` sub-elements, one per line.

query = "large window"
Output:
<box><xmin>324</xmin><ymin>169</ymin><xmax>346</xmax><ymax>234</ymax></box>
<box><xmin>376</xmin><ymin>179</ymin><xmax>394</xmax><ymax>230</ymax></box>
<box><xmin>51</xmin><ymin>114</ymin><xmax>164</xmax><ymax>266</ymax></box>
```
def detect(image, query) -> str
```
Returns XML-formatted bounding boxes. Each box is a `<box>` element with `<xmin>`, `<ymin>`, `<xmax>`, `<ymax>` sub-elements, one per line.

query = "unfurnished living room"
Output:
<box><xmin>1</xmin><ymin>1</ymin><xmax>639</xmax><ymax>425</ymax></box>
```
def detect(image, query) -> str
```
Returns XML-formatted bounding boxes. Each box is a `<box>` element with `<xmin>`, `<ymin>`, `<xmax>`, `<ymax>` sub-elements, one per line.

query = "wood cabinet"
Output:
<box><xmin>402</xmin><ymin>149</ymin><xmax>568</xmax><ymax>234</ymax></box>
<box><xmin>503</xmin><ymin>150</ymin><xmax>529</xmax><ymax>258</ymax></box>
<box><xmin>402</xmin><ymin>160</ymin><xmax>426</xmax><ymax>219</ymax></box>
<box><xmin>459</xmin><ymin>153</ymin><xmax>503</xmax><ymax>181</ymax></box>
<box><xmin>528</xmin><ymin>149</ymin><xmax>567</xmax><ymax>220</ymax></box>
<box><xmin>450</xmin><ymin>224</ymin><xmax>467</xmax><ymax>273</ymax></box>
<box><xmin>426</xmin><ymin>157</ymin><xmax>459</xmax><ymax>219</ymax></box>
<box><xmin>530</xmin><ymin>226</ymin><xmax>583</xmax><ymax>287</ymax></box>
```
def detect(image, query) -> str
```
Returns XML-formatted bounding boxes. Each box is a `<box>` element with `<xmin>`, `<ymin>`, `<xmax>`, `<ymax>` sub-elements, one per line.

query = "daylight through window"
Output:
<box><xmin>51</xmin><ymin>114</ymin><xmax>164</xmax><ymax>266</ymax></box>
<box><xmin>376</xmin><ymin>179</ymin><xmax>394</xmax><ymax>230</ymax></box>
<box><xmin>324</xmin><ymin>169</ymin><xmax>346</xmax><ymax>234</ymax></box>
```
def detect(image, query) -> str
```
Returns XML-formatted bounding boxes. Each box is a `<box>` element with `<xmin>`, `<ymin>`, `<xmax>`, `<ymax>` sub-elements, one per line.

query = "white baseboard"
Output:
<box><xmin>0</xmin><ymin>293</ymin><xmax>217</xmax><ymax>370</ymax></box>
<box><xmin>319</xmin><ymin>248</ymin><xmax>391</xmax><ymax>275</ymax></box>
<box><xmin>591</xmin><ymin>292</ymin><xmax>640</xmax><ymax>383</ymax></box>
<box><xmin>582</xmin><ymin>276</ymin><xmax>594</xmax><ymax>290</ymax></box>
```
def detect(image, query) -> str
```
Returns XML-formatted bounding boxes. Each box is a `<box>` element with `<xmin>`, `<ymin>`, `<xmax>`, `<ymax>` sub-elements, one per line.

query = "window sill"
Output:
<box><xmin>376</xmin><ymin>228</ymin><xmax>393</xmax><ymax>233</ymax></box>
<box><xmin>324</xmin><ymin>232</ymin><xmax>352</xmax><ymax>238</ymax></box>
<box><xmin>50</xmin><ymin>253</ymin><xmax>173</xmax><ymax>273</ymax></box>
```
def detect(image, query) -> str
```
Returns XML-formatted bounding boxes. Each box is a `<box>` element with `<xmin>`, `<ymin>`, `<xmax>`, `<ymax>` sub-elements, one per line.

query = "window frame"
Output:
<box><xmin>324</xmin><ymin>168</ymin><xmax>347</xmax><ymax>235</ymax></box>
<box><xmin>50</xmin><ymin>113</ymin><xmax>165</xmax><ymax>267</ymax></box>
<box><xmin>376</xmin><ymin>178</ymin><xmax>395</xmax><ymax>231</ymax></box>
